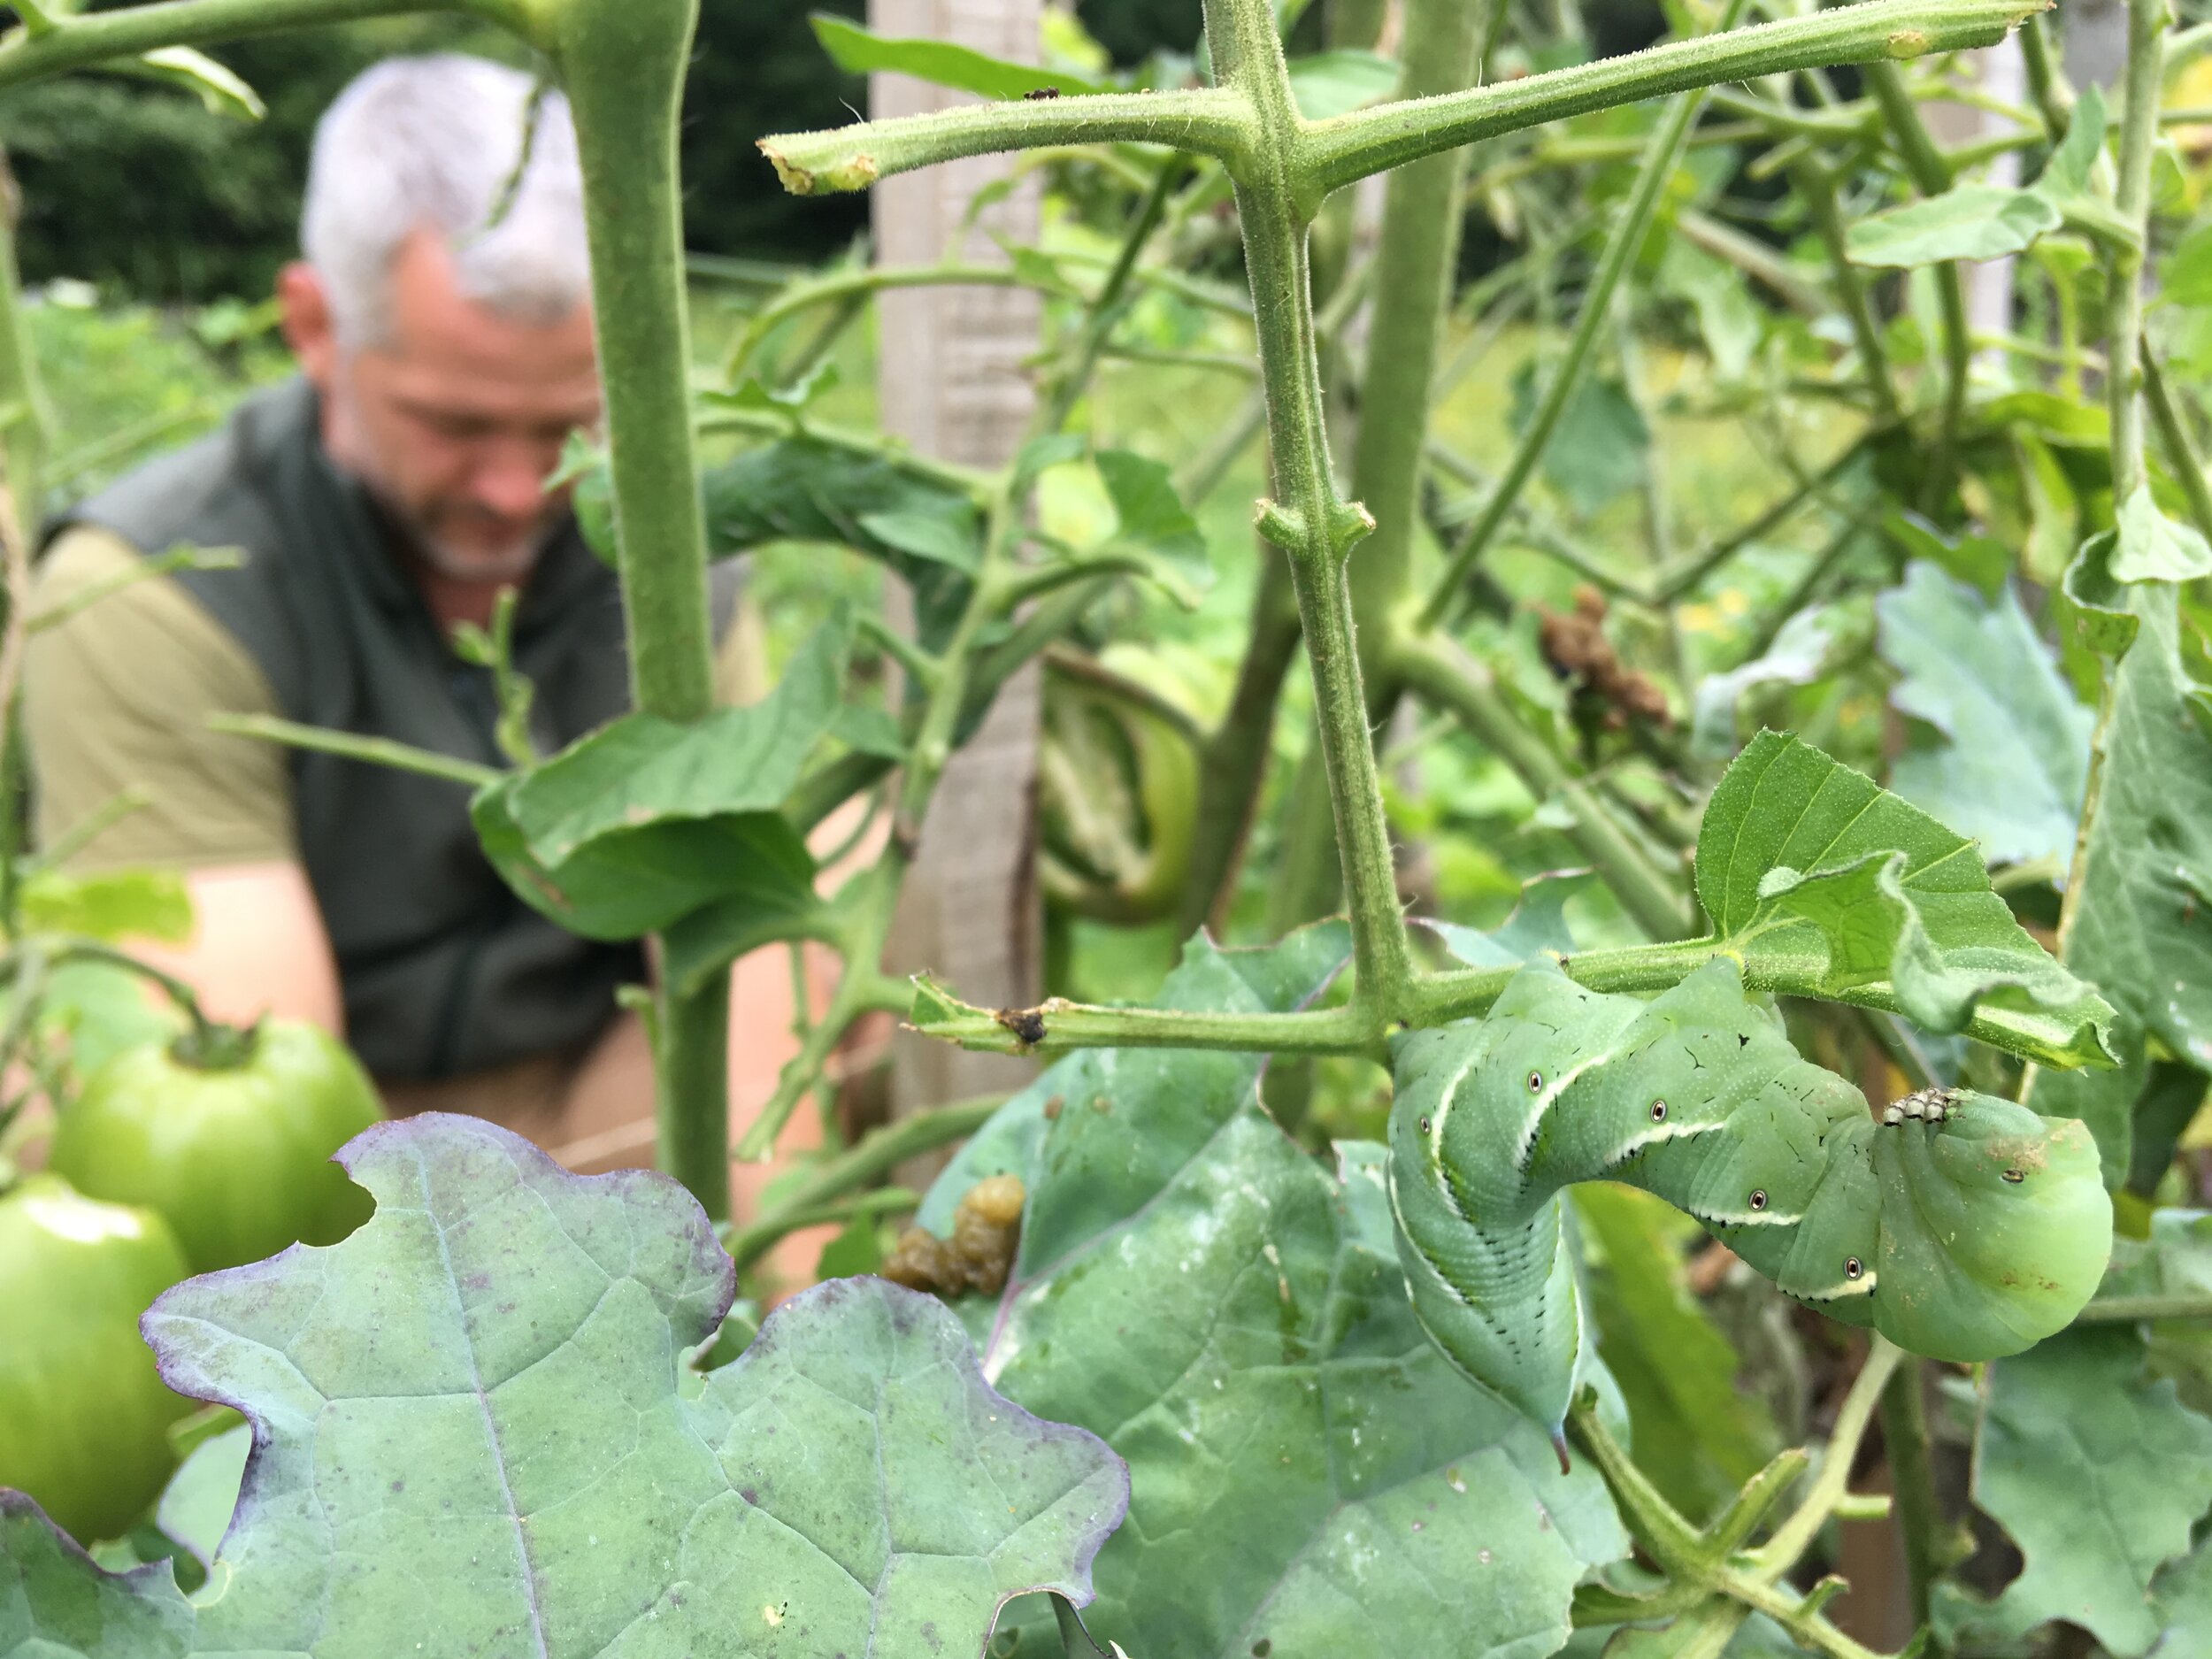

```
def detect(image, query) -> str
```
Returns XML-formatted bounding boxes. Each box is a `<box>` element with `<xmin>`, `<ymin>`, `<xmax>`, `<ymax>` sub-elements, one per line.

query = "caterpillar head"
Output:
<box><xmin>1865</xmin><ymin>1090</ymin><xmax>2111</xmax><ymax>1361</ymax></box>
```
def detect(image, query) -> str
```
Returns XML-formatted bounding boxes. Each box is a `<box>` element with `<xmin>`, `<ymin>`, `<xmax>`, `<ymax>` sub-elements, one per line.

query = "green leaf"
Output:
<box><xmin>1875</xmin><ymin>561</ymin><xmax>2093</xmax><ymax>866</ymax></box>
<box><xmin>808</xmin><ymin>12</ymin><xmax>1102</xmax><ymax>99</ymax></box>
<box><xmin>1094</xmin><ymin>449</ymin><xmax>1210</xmax><ymax>588</ymax></box>
<box><xmin>2163</xmin><ymin>219</ymin><xmax>2212</xmax><ymax>309</ymax></box>
<box><xmin>1696</xmin><ymin>732</ymin><xmax>2116</xmax><ymax>1067</ymax></box>
<box><xmin>2034</xmin><ymin>83</ymin><xmax>2107</xmax><ymax>204</ymax></box>
<box><xmin>916</xmin><ymin>925</ymin><xmax>1629</xmax><ymax>1657</ymax></box>
<box><xmin>2113</xmin><ymin>484</ymin><xmax>2212</xmax><ymax>583</ymax></box>
<box><xmin>0</xmin><ymin>1115</ymin><xmax>1129</xmax><ymax>1657</ymax></box>
<box><xmin>1933</xmin><ymin>1325</ymin><xmax>2212</xmax><ymax>1657</ymax></box>
<box><xmin>472</xmin><ymin>615</ymin><xmax>846</xmax><ymax>941</ymax></box>
<box><xmin>855</xmin><ymin>506</ymin><xmax>982</xmax><ymax>571</ymax></box>
<box><xmin>1284</xmin><ymin>48</ymin><xmax>1399</xmax><ymax>119</ymax></box>
<box><xmin>1845</xmin><ymin>185</ymin><xmax>2062</xmax><ymax>267</ymax></box>
<box><xmin>829</xmin><ymin>703</ymin><xmax>905</xmax><ymax>759</ymax></box>
<box><xmin>1424</xmin><ymin>870</ymin><xmax>1595</xmax><ymax>967</ymax></box>
<box><xmin>0</xmin><ymin>1494</ymin><xmax>192</xmax><ymax>1657</ymax></box>
<box><xmin>112</xmin><ymin>47</ymin><xmax>264</xmax><ymax>120</ymax></box>
<box><xmin>19</xmin><ymin>868</ymin><xmax>193</xmax><ymax>944</ymax></box>
<box><xmin>2030</xmin><ymin>586</ymin><xmax>2212</xmax><ymax>1183</ymax></box>
<box><xmin>1571</xmin><ymin>1184</ymin><xmax>1779</xmax><ymax>1523</ymax></box>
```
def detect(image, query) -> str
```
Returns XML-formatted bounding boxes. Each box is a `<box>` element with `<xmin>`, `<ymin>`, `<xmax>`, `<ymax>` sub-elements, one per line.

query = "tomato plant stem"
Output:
<box><xmin>536</xmin><ymin>0</ymin><xmax>732</xmax><ymax>1216</ymax></box>
<box><xmin>1213</xmin><ymin>0</ymin><xmax>1413</xmax><ymax>1031</ymax></box>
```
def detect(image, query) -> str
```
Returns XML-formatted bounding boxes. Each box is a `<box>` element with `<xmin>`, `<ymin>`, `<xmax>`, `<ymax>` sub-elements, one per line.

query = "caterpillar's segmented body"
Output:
<box><xmin>1386</xmin><ymin>958</ymin><xmax>2112</xmax><ymax>1434</ymax></box>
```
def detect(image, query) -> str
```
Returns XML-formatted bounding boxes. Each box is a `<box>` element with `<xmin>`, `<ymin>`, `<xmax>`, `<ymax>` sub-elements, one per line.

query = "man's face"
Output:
<box><xmin>280</xmin><ymin>230</ymin><xmax>601</xmax><ymax>586</ymax></box>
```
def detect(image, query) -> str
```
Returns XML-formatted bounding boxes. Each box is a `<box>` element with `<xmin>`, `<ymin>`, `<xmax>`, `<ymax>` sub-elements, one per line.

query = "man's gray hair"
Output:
<box><xmin>302</xmin><ymin>54</ymin><xmax>590</xmax><ymax>348</ymax></box>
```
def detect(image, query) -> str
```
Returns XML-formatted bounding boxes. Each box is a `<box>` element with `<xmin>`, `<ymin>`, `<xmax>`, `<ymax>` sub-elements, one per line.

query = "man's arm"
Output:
<box><xmin>24</xmin><ymin>528</ymin><xmax>342</xmax><ymax>1033</ymax></box>
<box><xmin>136</xmin><ymin>864</ymin><xmax>344</xmax><ymax>1033</ymax></box>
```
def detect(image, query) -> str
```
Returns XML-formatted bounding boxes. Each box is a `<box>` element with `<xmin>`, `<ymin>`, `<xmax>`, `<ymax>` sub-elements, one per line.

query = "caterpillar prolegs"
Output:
<box><xmin>1386</xmin><ymin>958</ymin><xmax>2112</xmax><ymax>1438</ymax></box>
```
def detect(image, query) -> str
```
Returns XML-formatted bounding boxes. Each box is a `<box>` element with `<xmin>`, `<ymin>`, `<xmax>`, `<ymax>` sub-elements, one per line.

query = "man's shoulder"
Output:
<box><xmin>33</xmin><ymin>524</ymin><xmax>267</xmax><ymax>694</ymax></box>
<box><xmin>58</xmin><ymin>378</ymin><xmax>313</xmax><ymax>562</ymax></box>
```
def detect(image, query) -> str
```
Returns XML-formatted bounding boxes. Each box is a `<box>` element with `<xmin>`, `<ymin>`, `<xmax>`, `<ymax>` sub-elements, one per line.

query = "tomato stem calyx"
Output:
<box><xmin>168</xmin><ymin>1016</ymin><xmax>264</xmax><ymax>1073</ymax></box>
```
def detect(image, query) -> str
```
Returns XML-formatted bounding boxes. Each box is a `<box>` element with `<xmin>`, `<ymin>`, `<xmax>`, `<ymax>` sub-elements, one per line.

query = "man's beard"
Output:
<box><xmin>412</xmin><ymin>519</ymin><xmax>555</xmax><ymax>584</ymax></box>
<box><xmin>365</xmin><ymin>479</ymin><xmax>558</xmax><ymax>585</ymax></box>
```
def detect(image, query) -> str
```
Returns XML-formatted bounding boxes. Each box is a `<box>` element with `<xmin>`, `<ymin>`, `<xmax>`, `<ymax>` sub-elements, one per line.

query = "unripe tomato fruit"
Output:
<box><xmin>0</xmin><ymin>1175</ymin><xmax>191</xmax><ymax>1542</ymax></box>
<box><xmin>50</xmin><ymin>1018</ymin><xmax>382</xmax><ymax>1273</ymax></box>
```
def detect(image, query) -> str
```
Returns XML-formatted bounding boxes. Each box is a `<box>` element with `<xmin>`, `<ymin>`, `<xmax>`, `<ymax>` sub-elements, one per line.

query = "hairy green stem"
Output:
<box><xmin>2107</xmin><ymin>0</ymin><xmax>2167</xmax><ymax>509</ymax></box>
<box><xmin>540</xmin><ymin>0</ymin><xmax>732</xmax><ymax>1216</ymax></box>
<box><xmin>2047</xmin><ymin>0</ymin><xmax>2167</xmax><ymax>982</ymax></box>
<box><xmin>2074</xmin><ymin>1293</ymin><xmax>2212</xmax><ymax>1323</ymax></box>
<box><xmin>1263</xmin><ymin>0</ymin><xmax>1488</xmax><ymax>938</ymax></box>
<box><xmin>1295</xmin><ymin>0</ymin><xmax>2041</xmax><ymax>205</ymax></box>
<box><xmin>1205</xmin><ymin>0</ymin><xmax>1411</xmax><ymax>1026</ymax></box>
<box><xmin>1792</xmin><ymin>156</ymin><xmax>1903</xmax><ymax>424</ymax></box>
<box><xmin>209</xmin><ymin>712</ymin><xmax>504</xmax><ymax>788</ymax></box>
<box><xmin>760</xmin><ymin>0</ymin><xmax>2040</xmax><ymax>215</ymax></box>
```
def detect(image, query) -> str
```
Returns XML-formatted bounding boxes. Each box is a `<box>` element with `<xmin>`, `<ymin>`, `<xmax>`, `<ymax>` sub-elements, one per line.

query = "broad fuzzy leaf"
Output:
<box><xmin>1697</xmin><ymin>733</ymin><xmax>2115</xmax><ymax>1067</ymax></box>
<box><xmin>1935</xmin><ymin>1324</ymin><xmax>2212</xmax><ymax>1656</ymax></box>
<box><xmin>2030</xmin><ymin>585</ymin><xmax>2212</xmax><ymax>1181</ymax></box>
<box><xmin>1875</xmin><ymin>561</ymin><xmax>2093</xmax><ymax>866</ymax></box>
<box><xmin>2114</xmin><ymin>486</ymin><xmax>2212</xmax><ymax>584</ymax></box>
<box><xmin>471</xmin><ymin>617</ymin><xmax>846</xmax><ymax>942</ymax></box>
<box><xmin>915</xmin><ymin>925</ymin><xmax>1628</xmax><ymax>1658</ymax></box>
<box><xmin>0</xmin><ymin>1116</ymin><xmax>1127</xmax><ymax>1658</ymax></box>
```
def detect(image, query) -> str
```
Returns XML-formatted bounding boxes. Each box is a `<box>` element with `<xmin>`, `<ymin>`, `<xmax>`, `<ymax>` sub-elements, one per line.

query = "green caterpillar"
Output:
<box><xmin>1386</xmin><ymin>958</ymin><xmax>2111</xmax><ymax>1440</ymax></box>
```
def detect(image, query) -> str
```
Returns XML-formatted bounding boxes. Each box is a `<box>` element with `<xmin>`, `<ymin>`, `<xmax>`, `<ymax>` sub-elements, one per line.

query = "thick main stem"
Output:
<box><xmin>547</xmin><ymin>0</ymin><xmax>730</xmax><ymax>1217</ymax></box>
<box><xmin>1212</xmin><ymin>0</ymin><xmax>1412</xmax><ymax>1023</ymax></box>
<box><xmin>1265</xmin><ymin>0</ymin><xmax>1486</xmax><ymax>936</ymax></box>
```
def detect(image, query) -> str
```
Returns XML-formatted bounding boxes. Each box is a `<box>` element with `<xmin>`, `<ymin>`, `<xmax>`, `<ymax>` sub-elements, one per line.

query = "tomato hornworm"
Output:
<box><xmin>1386</xmin><ymin>958</ymin><xmax>2111</xmax><ymax>1441</ymax></box>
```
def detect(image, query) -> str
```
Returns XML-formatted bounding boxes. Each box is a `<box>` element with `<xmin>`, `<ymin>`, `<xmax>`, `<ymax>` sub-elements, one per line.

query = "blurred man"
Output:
<box><xmin>24</xmin><ymin>55</ymin><xmax>812</xmax><ymax>1200</ymax></box>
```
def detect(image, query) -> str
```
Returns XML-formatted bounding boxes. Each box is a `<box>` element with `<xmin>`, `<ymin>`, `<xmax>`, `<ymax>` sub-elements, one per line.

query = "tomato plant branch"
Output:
<box><xmin>760</xmin><ymin>88</ymin><xmax>1252</xmax><ymax>198</ymax></box>
<box><xmin>208</xmin><ymin>712</ymin><xmax>504</xmax><ymax>788</ymax></box>
<box><xmin>1296</xmin><ymin>0</ymin><xmax>2044</xmax><ymax>204</ymax></box>
<box><xmin>0</xmin><ymin>0</ymin><xmax>436</xmax><ymax>96</ymax></box>
<box><xmin>2050</xmin><ymin>0</ymin><xmax>2167</xmax><ymax>977</ymax></box>
<box><xmin>1879</xmin><ymin>1360</ymin><xmax>1946</xmax><ymax>1640</ymax></box>
<box><xmin>1570</xmin><ymin>1339</ymin><xmax>1906</xmax><ymax>1659</ymax></box>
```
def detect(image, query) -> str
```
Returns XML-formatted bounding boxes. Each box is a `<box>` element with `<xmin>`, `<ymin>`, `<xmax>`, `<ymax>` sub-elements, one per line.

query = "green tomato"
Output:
<box><xmin>50</xmin><ymin>1019</ymin><xmax>383</xmax><ymax>1273</ymax></box>
<box><xmin>0</xmin><ymin>1175</ymin><xmax>191</xmax><ymax>1543</ymax></box>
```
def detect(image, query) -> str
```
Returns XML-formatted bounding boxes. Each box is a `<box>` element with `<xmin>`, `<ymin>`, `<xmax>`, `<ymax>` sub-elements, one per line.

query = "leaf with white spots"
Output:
<box><xmin>916</xmin><ymin>926</ymin><xmax>1628</xmax><ymax>1658</ymax></box>
<box><xmin>1</xmin><ymin>1114</ymin><xmax>1126</xmax><ymax>1658</ymax></box>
